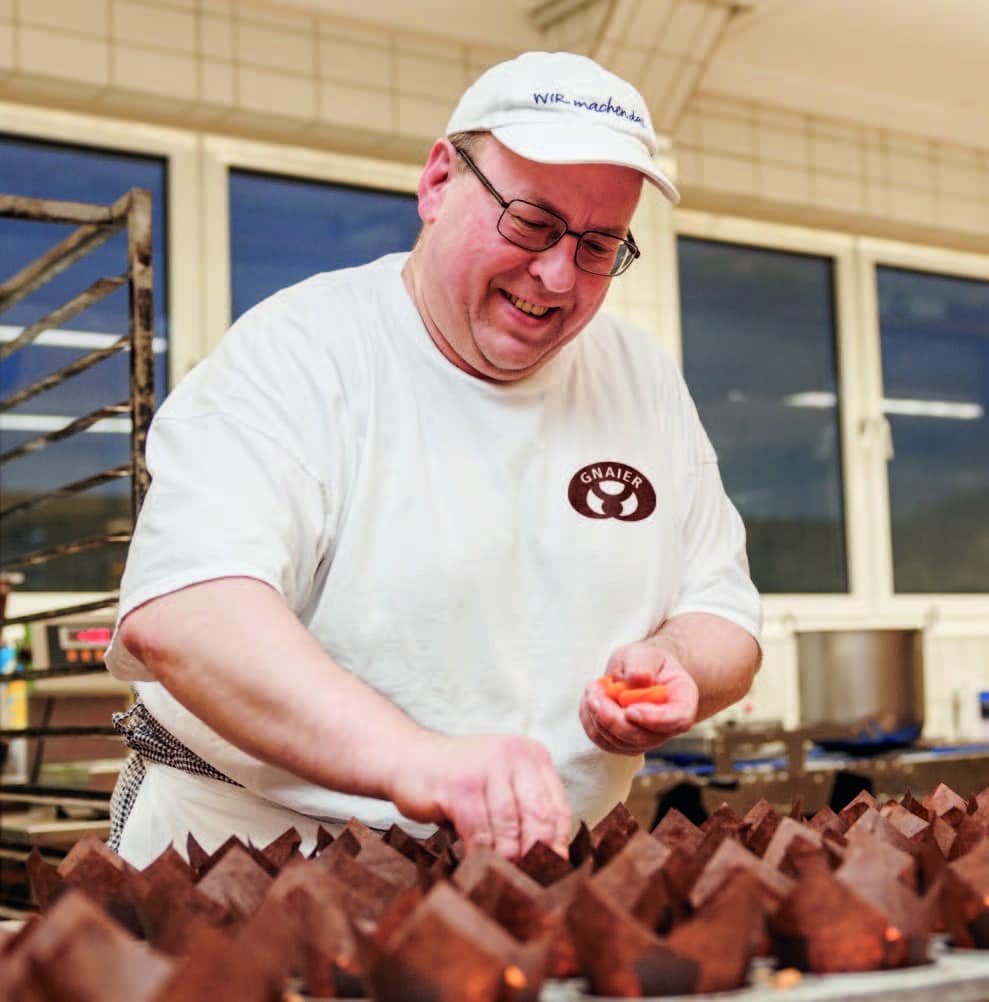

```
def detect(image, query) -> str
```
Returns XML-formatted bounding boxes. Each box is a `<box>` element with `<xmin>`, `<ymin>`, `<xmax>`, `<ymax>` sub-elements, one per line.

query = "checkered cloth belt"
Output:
<box><xmin>107</xmin><ymin>700</ymin><xmax>241</xmax><ymax>851</ymax></box>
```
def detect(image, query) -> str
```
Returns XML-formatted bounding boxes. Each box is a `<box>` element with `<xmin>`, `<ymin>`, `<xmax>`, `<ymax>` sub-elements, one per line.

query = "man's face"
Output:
<box><xmin>408</xmin><ymin>137</ymin><xmax>643</xmax><ymax>382</ymax></box>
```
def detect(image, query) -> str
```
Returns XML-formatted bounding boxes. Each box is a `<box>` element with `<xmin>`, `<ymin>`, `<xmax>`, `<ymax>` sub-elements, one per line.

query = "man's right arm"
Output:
<box><xmin>119</xmin><ymin>576</ymin><xmax>570</xmax><ymax>858</ymax></box>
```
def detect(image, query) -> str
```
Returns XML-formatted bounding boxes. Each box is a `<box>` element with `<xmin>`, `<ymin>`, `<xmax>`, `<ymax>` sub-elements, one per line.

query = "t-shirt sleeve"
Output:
<box><xmin>118</xmin><ymin>409</ymin><xmax>329</xmax><ymax>617</ymax></box>
<box><xmin>106</xmin><ymin>287</ymin><xmax>346</xmax><ymax>681</ymax></box>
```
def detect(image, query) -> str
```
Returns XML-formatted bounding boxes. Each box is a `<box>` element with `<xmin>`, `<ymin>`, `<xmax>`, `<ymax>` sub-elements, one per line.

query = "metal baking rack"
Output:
<box><xmin>0</xmin><ymin>189</ymin><xmax>154</xmax><ymax>914</ymax></box>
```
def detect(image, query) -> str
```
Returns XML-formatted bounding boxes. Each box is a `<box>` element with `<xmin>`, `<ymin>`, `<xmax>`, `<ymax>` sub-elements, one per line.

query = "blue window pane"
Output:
<box><xmin>878</xmin><ymin>266</ymin><xmax>989</xmax><ymax>593</ymax></box>
<box><xmin>0</xmin><ymin>135</ymin><xmax>168</xmax><ymax>592</ymax></box>
<box><xmin>229</xmin><ymin>169</ymin><xmax>420</xmax><ymax>320</ymax></box>
<box><xmin>678</xmin><ymin>237</ymin><xmax>847</xmax><ymax>593</ymax></box>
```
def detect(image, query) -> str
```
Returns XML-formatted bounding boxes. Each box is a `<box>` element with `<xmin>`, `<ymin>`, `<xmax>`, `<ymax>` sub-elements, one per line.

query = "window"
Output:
<box><xmin>228</xmin><ymin>169</ymin><xmax>421</xmax><ymax>320</ymax></box>
<box><xmin>677</xmin><ymin>236</ymin><xmax>847</xmax><ymax>594</ymax></box>
<box><xmin>878</xmin><ymin>266</ymin><xmax>989</xmax><ymax>593</ymax></box>
<box><xmin>0</xmin><ymin>136</ymin><xmax>168</xmax><ymax>591</ymax></box>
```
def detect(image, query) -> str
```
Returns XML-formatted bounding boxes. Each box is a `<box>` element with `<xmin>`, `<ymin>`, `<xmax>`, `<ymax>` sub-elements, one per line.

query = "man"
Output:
<box><xmin>106</xmin><ymin>51</ymin><xmax>761</xmax><ymax>867</ymax></box>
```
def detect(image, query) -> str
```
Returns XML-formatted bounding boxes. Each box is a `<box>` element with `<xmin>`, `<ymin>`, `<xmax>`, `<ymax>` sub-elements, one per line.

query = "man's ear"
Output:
<box><xmin>416</xmin><ymin>138</ymin><xmax>459</xmax><ymax>224</ymax></box>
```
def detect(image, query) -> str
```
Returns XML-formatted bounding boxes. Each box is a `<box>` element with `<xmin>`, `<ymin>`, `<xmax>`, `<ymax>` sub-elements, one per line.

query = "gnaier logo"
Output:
<box><xmin>567</xmin><ymin>462</ymin><xmax>656</xmax><ymax>521</ymax></box>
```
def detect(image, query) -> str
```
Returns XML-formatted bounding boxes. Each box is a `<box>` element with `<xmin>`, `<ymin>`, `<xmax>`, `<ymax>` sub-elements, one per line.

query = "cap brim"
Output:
<box><xmin>490</xmin><ymin>121</ymin><xmax>680</xmax><ymax>205</ymax></box>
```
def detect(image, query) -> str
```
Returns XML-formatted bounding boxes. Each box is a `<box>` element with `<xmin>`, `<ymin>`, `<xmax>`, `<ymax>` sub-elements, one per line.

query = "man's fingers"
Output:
<box><xmin>607</xmin><ymin>642</ymin><xmax>662</xmax><ymax>687</ymax></box>
<box><xmin>412</xmin><ymin>734</ymin><xmax>570</xmax><ymax>860</ymax></box>
<box><xmin>485</xmin><ymin>765</ymin><xmax>523</xmax><ymax>858</ymax></box>
<box><xmin>587</xmin><ymin>639</ymin><xmax>702</xmax><ymax>754</ymax></box>
<box><xmin>606</xmin><ymin>700</ymin><xmax>686</xmax><ymax>745</ymax></box>
<box><xmin>582</xmin><ymin>681</ymin><xmax>689</xmax><ymax>752</ymax></box>
<box><xmin>445</xmin><ymin>778</ymin><xmax>494</xmax><ymax>852</ymax></box>
<box><xmin>587</xmin><ymin>682</ymin><xmax>653</xmax><ymax>744</ymax></box>
<box><xmin>512</xmin><ymin>754</ymin><xmax>571</xmax><ymax>857</ymax></box>
<box><xmin>547</xmin><ymin>768</ymin><xmax>573</xmax><ymax>855</ymax></box>
<box><xmin>580</xmin><ymin>698</ymin><xmax>644</xmax><ymax>754</ymax></box>
<box><xmin>624</xmin><ymin>702</ymin><xmax>694</xmax><ymax>734</ymax></box>
<box><xmin>624</xmin><ymin>672</ymin><xmax>698</xmax><ymax>733</ymax></box>
<box><xmin>580</xmin><ymin>688</ymin><xmax>632</xmax><ymax>752</ymax></box>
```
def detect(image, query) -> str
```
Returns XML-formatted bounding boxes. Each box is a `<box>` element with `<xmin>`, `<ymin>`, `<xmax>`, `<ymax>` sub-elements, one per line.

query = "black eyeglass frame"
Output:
<box><xmin>455</xmin><ymin>146</ymin><xmax>641</xmax><ymax>278</ymax></box>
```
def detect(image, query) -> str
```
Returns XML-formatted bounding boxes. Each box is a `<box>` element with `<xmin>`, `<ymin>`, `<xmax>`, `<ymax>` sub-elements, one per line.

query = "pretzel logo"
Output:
<box><xmin>567</xmin><ymin>462</ymin><xmax>656</xmax><ymax>521</ymax></box>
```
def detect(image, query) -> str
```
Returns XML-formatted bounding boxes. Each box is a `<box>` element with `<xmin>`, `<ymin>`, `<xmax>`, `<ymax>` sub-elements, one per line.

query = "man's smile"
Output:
<box><xmin>501</xmin><ymin>289</ymin><xmax>556</xmax><ymax>319</ymax></box>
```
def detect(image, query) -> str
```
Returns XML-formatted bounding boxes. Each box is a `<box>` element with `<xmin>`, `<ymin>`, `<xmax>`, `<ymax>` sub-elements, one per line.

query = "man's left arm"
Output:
<box><xmin>580</xmin><ymin>612</ymin><xmax>761</xmax><ymax>755</ymax></box>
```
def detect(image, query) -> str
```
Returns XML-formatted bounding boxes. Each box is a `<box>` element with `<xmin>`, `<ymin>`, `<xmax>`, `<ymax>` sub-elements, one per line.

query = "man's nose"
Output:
<box><xmin>528</xmin><ymin>236</ymin><xmax>578</xmax><ymax>293</ymax></box>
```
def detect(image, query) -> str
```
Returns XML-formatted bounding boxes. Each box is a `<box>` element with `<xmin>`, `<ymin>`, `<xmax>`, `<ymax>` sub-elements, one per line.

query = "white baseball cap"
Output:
<box><xmin>446</xmin><ymin>51</ymin><xmax>680</xmax><ymax>205</ymax></box>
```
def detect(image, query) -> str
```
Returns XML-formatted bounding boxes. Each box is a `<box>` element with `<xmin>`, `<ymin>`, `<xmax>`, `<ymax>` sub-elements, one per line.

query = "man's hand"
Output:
<box><xmin>389</xmin><ymin>733</ymin><xmax>571</xmax><ymax>860</ymax></box>
<box><xmin>579</xmin><ymin>638</ymin><xmax>699</xmax><ymax>754</ymax></box>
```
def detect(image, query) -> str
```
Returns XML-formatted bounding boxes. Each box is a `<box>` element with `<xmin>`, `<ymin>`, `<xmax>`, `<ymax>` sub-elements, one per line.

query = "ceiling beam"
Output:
<box><xmin>530</xmin><ymin>0</ymin><xmax>757</xmax><ymax>135</ymax></box>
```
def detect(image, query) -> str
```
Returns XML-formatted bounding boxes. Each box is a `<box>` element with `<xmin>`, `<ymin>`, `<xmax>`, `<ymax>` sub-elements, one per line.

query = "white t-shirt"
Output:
<box><xmin>107</xmin><ymin>253</ymin><xmax>760</xmax><ymax>833</ymax></box>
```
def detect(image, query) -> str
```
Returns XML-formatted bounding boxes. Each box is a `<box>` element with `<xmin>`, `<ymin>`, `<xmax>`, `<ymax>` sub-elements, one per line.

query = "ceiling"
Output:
<box><xmin>705</xmin><ymin>0</ymin><xmax>989</xmax><ymax>147</ymax></box>
<box><xmin>271</xmin><ymin>0</ymin><xmax>989</xmax><ymax>150</ymax></box>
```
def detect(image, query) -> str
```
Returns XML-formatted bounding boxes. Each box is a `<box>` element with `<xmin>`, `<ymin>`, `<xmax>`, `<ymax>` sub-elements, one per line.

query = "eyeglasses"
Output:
<box><xmin>455</xmin><ymin>147</ymin><xmax>640</xmax><ymax>278</ymax></box>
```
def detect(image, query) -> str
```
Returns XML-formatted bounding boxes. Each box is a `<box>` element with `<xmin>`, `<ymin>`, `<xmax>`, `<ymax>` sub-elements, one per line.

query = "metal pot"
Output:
<box><xmin>796</xmin><ymin>629</ymin><xmax>925</xmax><ymax>750</ymax></box>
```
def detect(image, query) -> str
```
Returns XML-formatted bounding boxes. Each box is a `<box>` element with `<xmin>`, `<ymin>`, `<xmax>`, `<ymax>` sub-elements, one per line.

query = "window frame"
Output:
<box><xmin>0</xmin><ymin>100</ymin><xmax>200</xmax><ymax>386</ymax></box>
<box><xmin>856</xmin><ymin>235</ymin><xmax>989</xmax><ymax>621</ymax></box>
<box><xmin>675</xmin><ymin>210</ymin><xmax>867</xmax><ymax>621</ymax></box>
<box><xmin>0</xmin><ymin>102</ymin><xmax>196</xmax><ymax>614</ymax></box>
<box><xmin>675</xmin><ymin>209</ymin><xmax>989</xmax><ymax>629</ymax></box>
<box><xmin>201</xmin><ymin>134</ymin><xmax>421</xmax><ymax>352</ymax></box>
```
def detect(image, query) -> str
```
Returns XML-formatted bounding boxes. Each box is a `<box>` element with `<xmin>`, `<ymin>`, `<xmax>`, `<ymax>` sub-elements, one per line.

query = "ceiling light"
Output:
<box><xmin>782</xmin><ymin>391</ymin><xmax>983</xmax><ymax>420</ymax></box>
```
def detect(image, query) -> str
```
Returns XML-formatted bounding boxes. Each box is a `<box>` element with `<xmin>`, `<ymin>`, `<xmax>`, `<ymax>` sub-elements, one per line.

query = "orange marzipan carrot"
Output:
<box><xmin>598</xmin><ymin>675</ymin><xmax>627</xmax><ymax>700</ymax></box>
<box><xmin>616</xmin><ymin>683</ymin><xmax>668</xmax><ymax>707</ymax></box>
<box><xmin>597</xmin><ymin>676</ymin><xmax>668</xmax><ymax>706</ymax></box>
